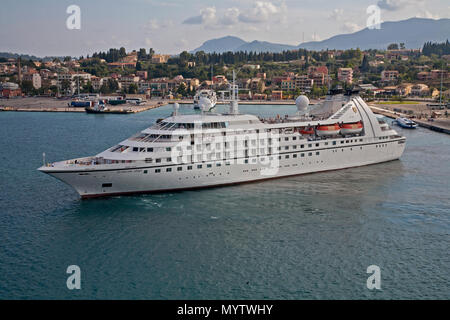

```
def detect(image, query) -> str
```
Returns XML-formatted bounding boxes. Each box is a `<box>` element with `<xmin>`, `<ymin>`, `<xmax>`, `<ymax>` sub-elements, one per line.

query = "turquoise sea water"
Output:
<box><xmin>0</xmin><ymin>104</ymin><xmax>449</xmax><ymax>299</ymax></box>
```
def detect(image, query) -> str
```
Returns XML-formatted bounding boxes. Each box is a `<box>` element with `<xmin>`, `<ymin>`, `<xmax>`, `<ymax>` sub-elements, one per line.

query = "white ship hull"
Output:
<box><xmin>43</xmin><ymin>137</ymin><xmax>405</xmax><ymax>198</ymax></box>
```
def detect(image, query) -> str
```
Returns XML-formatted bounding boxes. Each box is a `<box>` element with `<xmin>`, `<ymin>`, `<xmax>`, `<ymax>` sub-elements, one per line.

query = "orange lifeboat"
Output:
<box><xmin>300</xmin><ymin>127</ymin><xmax>315</xmax><ymax>135</ymax></box>
<box><xmin>316</xmin><ymin>124</ymin><xmax>340</xmax><ymax>136</ymax></box>
<box><xmin>340</xmin><ymin>122</ymin><xmax>363</xmax><ymax>135</ymax></box>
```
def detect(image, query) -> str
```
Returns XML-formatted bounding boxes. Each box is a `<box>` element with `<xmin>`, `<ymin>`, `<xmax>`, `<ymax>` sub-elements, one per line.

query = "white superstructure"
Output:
<box><xmin>39</xmin><ymin>92</ymin><xmax>406</xmax><ymax>199</ymax></box>
<box><xmin>194</xmin><ymin>90</ymin><xmax>217</xmax><ymax>110</ymax></box>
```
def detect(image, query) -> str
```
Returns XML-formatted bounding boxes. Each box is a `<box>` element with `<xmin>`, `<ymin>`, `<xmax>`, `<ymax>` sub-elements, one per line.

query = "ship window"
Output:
<box><xmin>285</xmin><ymin>137</ymin><xmax>289</xmax><ymax>141</ymax></box>
<box><xmin>188</xmin><ymin>166</ymin><xmax>192</xmax><ymax>170</ymax></box>
<box><xmin>315</xmin><ymin>143</ymin><xmax>319</xmax><ymax>147</ymax></box>
<box><xmin>143</xmin><ymin>170</ymin><xmax>148</xmax><ymax>174</ymax></box>
<box><xmin>147</xmin><ymin>147</ymin><xmax>153</xmax><ymax>152</ymax></box>
<box><xmin>145</xmin><ymin>158</ymin><xmax>153</xmax><ymax>163</ymax></box>
<box><xmin>166</xmin><ymin>147</ymin><xmax>171</xmax><ymax>151</ymax></box>
<box><xmin>308</xmin><ymin>144</ymin><xmax>312</xmax><ymax>148</ymax></box>
<box><xmin>293</xmin><ymin>154</ymin><xmax>297</xmax><ymax>158</ymax></box>
<box><xmin>341</xmin><ymin>141</ymin><xmax>344</xmax><ymax>144</ymax></box>
<box><xmin>285</xmin><ymin>146</ymin><xmax>289</xmax><ymax>150</ymax></box>
<box><xmin>197</xmin><ymin>164</ymin><xmax>202</xmax><ymax>169</ymax></box>
<box><xmin>155</xmin><ymin>169</ymin><xmax>161</xmax><ymax>173</ymax></box>
<box><xmin>285</xmin><ymin>155</ymin><xmax>289</xmax><ymax>159</ymax></box>
<box><xmin>226</xmin><ymin>162</ymin><xmax>231</xmax><ymax>166</ymax></box>
<box><xmin>346</xmin><ymin>140</ymin><xmax>350</xmax><ymax>143</ymax></box>
<box><xmin>133</xmin><ymin>147</ymin><xmax>139</xmax><ymax>152</ymax></box>
<box><xmin>293</xmin><ymin>137</ymin><xmax>297</xmax><ymax>141</ymax></box>
<box><xmin>278</xmin><ymin>156</ymin><xmax>282</xmax><ymax>160</ymax></box>
<box><xmin>177</xmin><ymin>167</ymin><xmax>182</xmax><ymax>171</ymax></box>
<box><xmin>167</xmin><ymin>158</ymin><xmax>172</xmax><ymax>162</ymax></box>
<box><xmin>293</xmin><ymin>145</ymin><xmax>297</xmax><ymax>149</ymax></box>
<box><xmin>207</xmin><ymin>164</ymin><xmax>212</xmax><ymax>168</ymax></box>
<box><xmin>301</xmin><ymin>145</ymin><xmax>304</xmax><ymax>148</ymax></box>
<box><xmin>333</xmin><ymin>141</ymin><xmax>336</xmax><ymax>145</ymax></box>
<box><xmin>301</xmin><ymin>153</ymin><xmax>305</xmax><ymax>157</ymax></box>
<box><xmin>216</xmin><ymin>163</ymin><xmax>221</xmax><ymax>167</ymax></box>
<box><xmin>102</xmin><ymin>183</ymin><xmax>112</xmax><ymax>188</ymax></box>
<box><xmin>308</xmin><ymin>152</ymin><xmax>312</xmax><ymax>156</ymax></box>
<box><xmin>166</xmin><ymin>168</ymin><xmax>172</xmax><ymax>172</ymax></box>
<box><xmin>156</xmin><ymin>158</ymin><xmax>161</xmax><ymax>163</ymax></box>
<box><xmin>316</xmin><ymin>152</ymin><xmax>320</xmax><ymax>155</ymax></box>
<box><xmin>245</xmin><ymin>159</ymin><xmax>248</xmax><ymax>164</ymax></box>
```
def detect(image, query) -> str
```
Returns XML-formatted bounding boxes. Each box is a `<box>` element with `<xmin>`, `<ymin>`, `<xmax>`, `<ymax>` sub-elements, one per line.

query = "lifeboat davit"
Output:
<box><xmin>316</xmin><ymin>124</ymin><xmax>340</xmax><ymax>136</ymax></box>
<box><xmin>340</xmin><ymin>122</ymin><xmax>363</xmax><ymax>135</ymax></box>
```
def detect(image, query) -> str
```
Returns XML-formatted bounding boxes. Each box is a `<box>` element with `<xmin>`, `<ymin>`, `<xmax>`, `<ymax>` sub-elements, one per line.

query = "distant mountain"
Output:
<box><xmin>191</xmin><ymin>18</ymin><xmax>450</xmax><ymax>53</ymax></box>
<box><xmin>298</xmin><ymin>18</ymin><xmax>450</xmax><ymax>50</ymax></box>
<box><xmin>191</xmin><ymin>36</ymin><xmax>247</xmax><ymax>53</ymax></box>
<box><xmin>235</xmin><ymin>40</ymin><xmax>297</xmax><ymax>53</ymax></box>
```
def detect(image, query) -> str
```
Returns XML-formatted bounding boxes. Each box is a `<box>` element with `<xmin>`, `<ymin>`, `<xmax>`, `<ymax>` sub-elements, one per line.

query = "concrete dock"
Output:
<box><xmin>370</xmin><ymin>105</ymin><xmax>450</xmax><ymax>135</ymax></box>
<box><xmin>0</xmin><ymin>97</ymin><xmax>166</xmax><ymax>113</ymax></box>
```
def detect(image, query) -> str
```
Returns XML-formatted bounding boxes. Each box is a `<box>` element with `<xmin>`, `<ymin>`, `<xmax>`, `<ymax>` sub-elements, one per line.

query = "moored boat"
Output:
<box><xmin>396</xmin><ymin>117</ymin><xmax>418</xmax><ymax>129</ymax></box>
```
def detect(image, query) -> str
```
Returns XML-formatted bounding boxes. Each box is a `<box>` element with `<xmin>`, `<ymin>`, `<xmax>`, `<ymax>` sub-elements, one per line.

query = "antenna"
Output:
<box><xmin>439</xmin><ymin>61</ymin><xmax>443</xmax><ymax>107</ymax></box>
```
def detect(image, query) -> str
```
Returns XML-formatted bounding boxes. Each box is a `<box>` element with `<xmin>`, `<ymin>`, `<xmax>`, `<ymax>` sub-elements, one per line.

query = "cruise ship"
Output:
<box><xmin>39</xmin><ymin>87</ymin><xmax>406</xmax><ymax>199</ymax></box>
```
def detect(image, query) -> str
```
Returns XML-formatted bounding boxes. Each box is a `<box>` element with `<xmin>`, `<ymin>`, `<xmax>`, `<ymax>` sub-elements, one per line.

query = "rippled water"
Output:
<box><xmin>0</xmin><ymin>104</ymin><xmax>449</xmax><ymax>299</ymax></box>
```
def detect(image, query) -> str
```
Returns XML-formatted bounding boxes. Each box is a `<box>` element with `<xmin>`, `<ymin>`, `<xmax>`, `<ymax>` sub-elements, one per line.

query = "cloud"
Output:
<box><xmin>183</xmin><ymin>7</ymin><xmax>216</xmax><ymax>25</ymax></box>
<box><xmin>329</xmin><ymin>8</ymin><xmax>344</xmax><ymax>20</ymax></box>
<box><xmin>220</xmin><ymin>8</ymin><xmax>240</xmax><ymax>26</ymax></box>
<box><xmin>377</xmin><ymin>0</ymin><xmax>425</xmax><ymax>11</ymax></box>
<box><xmin>238</xmin><ymin>1</ymin><xmax>279</xmax><ymax>23</ymax></box>
<box><xmin>342</xmin><ymin>22</ymin><xmax>361</xmax><ymax>33</ymax></box>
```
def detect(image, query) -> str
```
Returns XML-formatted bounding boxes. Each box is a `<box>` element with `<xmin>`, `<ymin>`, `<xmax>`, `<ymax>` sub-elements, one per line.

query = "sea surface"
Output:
<box><xmin>0</xmin><ymin>104</ymin><xmax>449</xmax><ymax>299</ymax></box>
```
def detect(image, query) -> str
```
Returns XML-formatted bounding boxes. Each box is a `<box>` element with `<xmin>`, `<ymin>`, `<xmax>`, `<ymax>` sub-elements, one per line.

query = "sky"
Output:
<box><xmin>0</xmin><ymin>0</ymin><xmax>449</xmax><ymax>57</ymax></box>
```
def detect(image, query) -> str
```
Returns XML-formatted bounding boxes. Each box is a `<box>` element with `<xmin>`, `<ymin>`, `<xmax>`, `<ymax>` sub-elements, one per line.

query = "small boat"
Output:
<box><xmin>340</xmin><ymin>122</ymin><xmax>363</xmax><ymax>135</ymax></box>
<box><xmin>300</xmin><ymin>127</ymin><xmax>314</xmax><ymax>135</ymax></box>
<box><xmin>395</xmin><ymin>117</ymin><xmax>418</xmax><ymax>129</ymax></box>
<box><xmin>316</xmin><ymin>124</ymin><xmax>340</xmax><ymax>136</ymax></box>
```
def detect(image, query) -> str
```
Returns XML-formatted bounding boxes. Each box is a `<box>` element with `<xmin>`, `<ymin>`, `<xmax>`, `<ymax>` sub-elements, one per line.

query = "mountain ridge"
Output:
<box><xmin>191</xmin><ymin>17</ymin><xmax>450</xmax><ymax>53</ymax></box>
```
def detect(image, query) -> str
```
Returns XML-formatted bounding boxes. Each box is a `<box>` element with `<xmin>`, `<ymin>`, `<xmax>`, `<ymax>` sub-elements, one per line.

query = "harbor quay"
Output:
<box><xmin>0</xmin><ymin>96</ymin><xmax>165</xmax><ymax>113</ymax></box>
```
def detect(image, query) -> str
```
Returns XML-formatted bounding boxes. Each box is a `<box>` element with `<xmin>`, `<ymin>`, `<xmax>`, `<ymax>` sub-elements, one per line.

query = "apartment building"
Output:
<box><xmin>338</xmin><ymin>68</ymin><xmax>353</xmax><ymax>84</ymax></box>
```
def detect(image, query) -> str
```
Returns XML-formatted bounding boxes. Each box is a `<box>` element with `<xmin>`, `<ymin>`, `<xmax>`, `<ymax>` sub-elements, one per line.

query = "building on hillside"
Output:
<box><xmin>271</xmin><ymin>90</ymin><xmax>283</xmax><ymax>100</ymax></box>
<box><xmin>338</xmin><ymin>68</ymin><xmax>353</xmax><ymax>84</ymax></box>
<box><xmin>151</xmin><ymin>54</ymin><xmax>171</xmax><ymax>64</ymax></box>
<box><xmin>136</xmin><ymin>71</ymin><xmax>148</xmax><ymax>80</ymax></box>
<box><xmin>396</xmin><ymin>83</ymin><xmax>413</xmax><ymax>96</ymax></box>
<box><xmin>281</xmin><ymin>78</ymin><xmax>296</xmax><ymax>91</ymax></box>
<box><xmin>381</xmin><ymin>70</ymin><xmax>399</xmax><ymax>82</ymax></box>
<box><xmin>411</xmin><ymin>84</ymin><xmax>429</xmax><ymax>96</ymax></box>
<box><xmin>23</xmin><ymin>73</ymin><xmax>42</xmax><ymax>89</ymax></box>
<box><xmin>119</xmin><ymin>75</ymin><xmax>140</xmax><ymax>91</ymax></box>
<box><xmin>295</xmin><ymin>75</ymin><xmax>314</xmax><ymax>92</ymax></box>
<box><xmin>0</xmin><ymin>82</ymin><xmax>22</xmax><ymax>97</ymax></box>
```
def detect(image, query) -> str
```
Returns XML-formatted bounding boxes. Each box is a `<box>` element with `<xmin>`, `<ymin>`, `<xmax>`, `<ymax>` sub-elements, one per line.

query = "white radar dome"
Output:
<box><xmin>295</xmin><ymin>95</ymin><xmax>310</xmax><ymax>112</ymax></box>
<box><xmin>198</xmin><ymin>97</ymin><xmax>212</xmax><ymax>112</ymax></box>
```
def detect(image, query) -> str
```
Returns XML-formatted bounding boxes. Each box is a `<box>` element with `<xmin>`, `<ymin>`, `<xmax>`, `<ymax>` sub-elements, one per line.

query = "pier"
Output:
<box><xmin>370</xmin><ymin>105</ymin><xmax>450</xmax><ymax>135</ymax></box>
<box><xmin>0</xmin><ymin>97</ymin><xmax>166</xmax><ymax>113</ymax></box>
